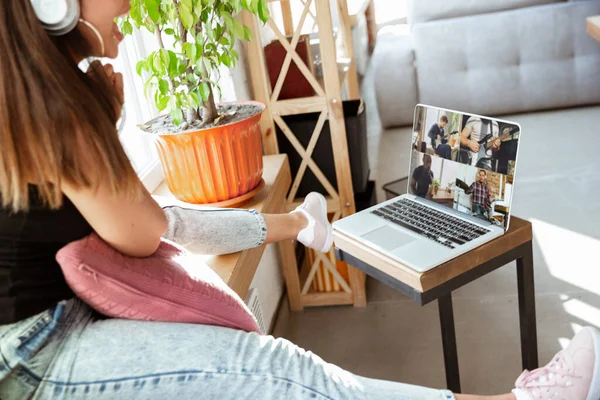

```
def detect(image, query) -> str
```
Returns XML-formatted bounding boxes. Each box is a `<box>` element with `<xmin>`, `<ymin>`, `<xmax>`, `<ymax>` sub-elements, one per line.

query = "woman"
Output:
<box><xmin>0</xmin><ymin>1</ymin><xmax>598</xmax><ymax>399</ymax></box>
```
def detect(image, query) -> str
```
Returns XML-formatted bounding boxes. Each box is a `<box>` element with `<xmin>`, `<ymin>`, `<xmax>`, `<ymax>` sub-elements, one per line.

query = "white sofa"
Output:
<box><xmin>374</xmin><ymin>0</ymin><xmax>600</xmax><ymax>128</ymax></box>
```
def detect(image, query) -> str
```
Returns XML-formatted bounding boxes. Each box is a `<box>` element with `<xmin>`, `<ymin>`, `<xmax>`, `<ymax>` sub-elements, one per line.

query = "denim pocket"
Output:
<box><xmin>7</xmin><ymin>303</ymin><xmax>64</xmax><ymax>362</ymax></box>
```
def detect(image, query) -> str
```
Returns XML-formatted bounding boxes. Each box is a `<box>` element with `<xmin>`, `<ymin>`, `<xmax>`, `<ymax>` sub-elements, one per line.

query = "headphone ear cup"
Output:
<box><xmin>32</xmin><ymin>0</ymin><xmax>80</xmax><ymax>36</ymax></box>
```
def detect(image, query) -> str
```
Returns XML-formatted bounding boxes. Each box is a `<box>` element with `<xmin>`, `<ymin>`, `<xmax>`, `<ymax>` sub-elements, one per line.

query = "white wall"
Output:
<box><xmin>439</xmin><ymin>160</ymin><xmax>458</xmax><ymax>189</ymax></box>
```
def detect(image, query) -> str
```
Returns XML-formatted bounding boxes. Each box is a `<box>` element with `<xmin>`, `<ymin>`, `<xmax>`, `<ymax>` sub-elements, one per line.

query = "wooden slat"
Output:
<box><xmin>302</xmin><ymin>257</ymin><xmax>321</xmax><ymax>294</ymax></box>
<box><xmin>315</xmin><ymin>0</ymin><xmax>365</xmax><ymax>305</ymax></box>
<box><xmin>287</xmin><ymin>110</ymin><xmax>328</xmax><ymax>201</ymax></box>
<box><xmin>316</xmin><ymin>251</ymin><xmax>352</xmax><ymax>292</ymax></box>
<box><xmin>271</xmin><ymin>0</ymin><xmax>314</xmax><ymax>102</ymax></box>
<box><xmin>271</xmin><ymin>97</ymin><xmax>327</xmax><ymax>116</ymax></box>
<box><xmin>587</xmin><ymin>16</ymin><xmax>600</xmax><ymax>42</ymax></box>
<box><xmin>280</xmin><ymin>0</ymin><xmax>294</xmax><ymax>36</ymax></box>
<box><xmin>277</xmin><ymin>186</ymin><xmax>304</xmax><ymax>311</ymax></box>
<box><xmin>242</xmin><ymin>11</ymin><xmax>279</xmax><ymax>154</ymax></box>
<box><xmin>299</xmin><ymin>0</ymin><xmax>318</xmax><ymax>31</ymax></box>
<box><xmin>267</xmin><ymin>18</ymin><xmax>326</xmax><ymax>97</ymax></box>
<box><xmin>336</xmin><ymin>0</ymin><xmax>360</xmax><ymax>100</ymax></box>
<box><xmin>302</xmin><ymin>292</ymin><xmax>354</xmax><ymax>307</ymax></box>
<box><xmin>273</xmin><ymin>115</ymin><xmax>340</xmax><ymax>200</ymax></box>
<box><xmin>315</xmin><ymin>0</ymin><xmax>355</xmax><ymax>218</ymax></box>
<box><xmin>333</xmin><ymin>217</ymin><xmax>534</xmax><ymax>293</ymax></box>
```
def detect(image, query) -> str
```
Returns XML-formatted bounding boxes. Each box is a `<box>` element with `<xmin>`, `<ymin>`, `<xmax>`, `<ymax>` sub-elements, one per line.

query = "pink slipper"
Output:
<box><xmin>293</xmin><ymin>192</ymin><xmax>333</xmax><ymax>253</ymax></box>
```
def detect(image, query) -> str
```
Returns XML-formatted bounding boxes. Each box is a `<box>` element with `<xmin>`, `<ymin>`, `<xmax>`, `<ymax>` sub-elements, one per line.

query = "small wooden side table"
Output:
<box><xmin>333</xmin><ymin>217</ymin><xmax>538</xmax><ymax>393</ymax></box>
<box><xmin>154</xmin><ymin>154</ymin><xmax>296</xmax><ymax>299</ymax></box>
<box><xmin>587</xmin><ymin>16</ymin><xmax>600</xmax><ymax>42</ymax></box>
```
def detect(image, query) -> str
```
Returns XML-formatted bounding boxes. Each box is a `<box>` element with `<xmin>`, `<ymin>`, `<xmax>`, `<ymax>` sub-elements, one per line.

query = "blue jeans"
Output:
<box><xmin>0</xmin><ymin>298</ymin><xmax>455</xmax><ymax>399</ymax></box>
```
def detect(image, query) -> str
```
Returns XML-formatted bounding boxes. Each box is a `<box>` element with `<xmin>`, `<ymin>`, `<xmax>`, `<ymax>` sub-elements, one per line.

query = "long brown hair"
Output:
<box><xmin>0</xmin><ymin>0</ymin><xmax>141</xmax><ymax>212</ymax></box>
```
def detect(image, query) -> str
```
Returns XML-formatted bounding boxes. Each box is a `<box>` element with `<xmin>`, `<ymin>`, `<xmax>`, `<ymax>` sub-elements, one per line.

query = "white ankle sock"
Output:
<box><xmin>294</xmin><ymin>209</ymin><xmax>316</xmax><ymax>246</ymax></box>
<box><xmin>512</xmin><ymin>388</ymin><xmax>532</xmax><ymax>400</ymax></box>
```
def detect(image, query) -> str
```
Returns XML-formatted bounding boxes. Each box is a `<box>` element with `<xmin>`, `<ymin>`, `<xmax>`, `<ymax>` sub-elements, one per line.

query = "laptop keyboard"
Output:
<box><xmin>371</xmin><ymin>198</ymin><xmax>491</xmax><ymax>249</ymax></box>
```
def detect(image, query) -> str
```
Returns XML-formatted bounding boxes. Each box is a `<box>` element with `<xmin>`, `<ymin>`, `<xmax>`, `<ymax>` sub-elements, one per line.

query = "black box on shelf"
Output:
<box><xmin>276</xmin><ymin>99</ymin><xmax>370</xmax><ymax>198</ymax></box>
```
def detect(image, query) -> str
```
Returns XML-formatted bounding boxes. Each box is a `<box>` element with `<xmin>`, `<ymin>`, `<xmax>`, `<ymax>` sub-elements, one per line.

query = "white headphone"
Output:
<box><xmin>30</xmin><ymin>0</ymin><xmax>80</xmax><ymax>36</ymax></box>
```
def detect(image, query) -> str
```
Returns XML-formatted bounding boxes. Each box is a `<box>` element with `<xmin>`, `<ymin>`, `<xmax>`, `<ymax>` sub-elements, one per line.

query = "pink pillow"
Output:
<box><xmin>56</xmin><ymin>233</ymin><xmax>261</xmax><ymax>333</ymax></box>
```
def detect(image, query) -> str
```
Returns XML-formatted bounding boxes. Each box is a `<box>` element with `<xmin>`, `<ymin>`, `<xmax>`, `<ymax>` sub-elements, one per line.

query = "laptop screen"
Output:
<box><xmin>409</xmin><ymin>104</ymin><xmax>521</xmax><ymax>231</ymax></box>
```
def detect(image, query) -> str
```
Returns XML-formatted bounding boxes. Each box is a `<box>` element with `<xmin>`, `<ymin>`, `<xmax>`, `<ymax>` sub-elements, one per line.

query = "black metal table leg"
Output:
<box><xmin>517</xmin><ymin>240</ymin><xmax>539</xmax><ymax>370</ymax></box>
<box><xmin>438</xmin><ymin>293</ymin><xmax>461</xmax><ymax>393</ymax></box>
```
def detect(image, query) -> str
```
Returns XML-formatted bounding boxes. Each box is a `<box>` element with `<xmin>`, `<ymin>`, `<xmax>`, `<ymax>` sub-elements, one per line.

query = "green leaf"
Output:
<box><xmin>190</xmin><ymin>92</ymin><xmax>200</xmax><ymax>106</ymax></box>
<box><xmin>164</xmin><ymin>27</ymin><xmax>175</xmax><ymax>35</ymax></box>
<box><xmin>144</xmin><ymin>78</ymin><xmax>156</xmax><ymax>99</ymax></box>
<box><xmin>222</xmin><ymin>13</ymin><xmax>234</xmax><ymax>33</ymax></box>
<box><xmin>180</xmin><ymin>0</ymin><xmax>193</xmax><ymax>10</ymax></box>
<box><xmin>205</xmin><ymin>23</ymin><xmax>214</xmax><ymax>40</ymax></box>
<box><xmin>230</xmin><ymin>49</ymin><xmax>239</xmax><ymax>63</ymax></box>
<box><xmin>160</xmin><ymin>49</ymin><xmax>170</xmax><ymax>70</ymax></box>
<box><xmin>199</xmin><ymin>81</ymin><xmax>210</xmax><ymax>101</ymax></box>
<box><xmin>187</xmin><ymin>94</ymin><xmax>198</xmax><ymax>109</ymax></box>
<box><xmin>220</xmin><ymin>36</ymin><xmax>230</xmax><ymax>46</ymax></box>
<box><xmin>196</xmin><ymin>32</ymin><xmax>205</xmax><ymax>47</ymax></box>
<box><xmin>158</xmin><ymin>79</ymin><xmax>169</xmax><ymax>95</ymax></box>
<box><xmin>231</xmin><ymin>0</ymin><xmax>242</xmax><ymax>14</ymax></box>
<box><xmin>194</xmin><ymin>1</ymin><xmax>204</xmax><ymax>17</ymax></box>
<box><xmin>257</xmin><ymin>0</ymin><xmax>270</xmax><ymax>24</ymax></box>
<box><xmin>152</xmin><ymin>52</ymin><xmax>163</xmax><ymax>73</ymax></box>
<box><xmin>136</xmin><ymin>59</ymin><xmax>147</xmax><ymax>76</ymax></box>
<box><xmin>170</xmin><ymin>107</ymin><xmax>184</xmax><ymax>126</ymax></box>
<box><xmin>180</xmin><ymin>3</ymin><xmax>194</xmax><ymax>29</ymax></box>
<box><xmin>220</xmin><ymin>53</ymin><xmax>231</xmax><ymax>67</ymax></box>
<box><xmin>156</xmin><ymin>94</ymin><xmax>169</xmax><ymax>111</ymax></box>
<box><xmin>232</xmin><ymin>18</ymin><xmax>246</xmax><ymax>40</ymax></box>
<box><xmin>145</xmin><ymin>0</ymin><xmax>160</xmax><ymax>23</ymax></box>
<box><xmin>243</xmin><ymin>26</ymin><xmax>252</xmax><ymax>41</ymax></box>
<box><xmin>202</xmin><ymin>58</ymin><xmax>212</xmax><ymax>77</ymax></box>
<box><xmin>248</xmin><ymin>0</ymin><xmax>259</xmax><ymax>13</ymax></box>
<box><xmin>121</xmin><ymin>20</ymin><xmax>133</xmax><ymax>36</ymax></box>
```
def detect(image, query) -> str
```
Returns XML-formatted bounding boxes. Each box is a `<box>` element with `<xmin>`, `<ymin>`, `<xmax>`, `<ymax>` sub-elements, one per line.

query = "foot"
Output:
<box><xmin>513</xmin><ymin>326</ymin><xmax>600</xmax><ymax>400</ymax></box>
<box><xmin>293</xmin><ymin>192</ymin><xmax>333</xmax><ymax>253</ymax></box>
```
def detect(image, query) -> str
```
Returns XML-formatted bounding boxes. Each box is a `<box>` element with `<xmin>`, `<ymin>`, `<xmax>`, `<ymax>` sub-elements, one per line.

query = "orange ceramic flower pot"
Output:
<box><xmin>153</xmin><ymin>101</ymin><xmax>265</xmax><ymax>204</ymax></box>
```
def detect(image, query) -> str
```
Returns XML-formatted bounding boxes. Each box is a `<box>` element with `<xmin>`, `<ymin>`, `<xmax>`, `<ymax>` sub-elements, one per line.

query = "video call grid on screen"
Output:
<box><xmin>408</xmin><ymin>105</ymin><xmax>521</xmax><ymax>230</ymax></box>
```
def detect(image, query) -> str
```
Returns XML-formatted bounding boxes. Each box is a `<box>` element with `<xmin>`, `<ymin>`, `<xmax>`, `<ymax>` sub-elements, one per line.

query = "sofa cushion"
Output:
<box><xmin>409</xmin><ymin>0</ymin><xmax>566</xmax><ymax>24</ymax></box>
<box><xmin>373</xmin><ymin>25</ymin><xmax>418</xmax><ymax>128</ymax></box>
<box><xmin>411</xmin><ymin>1</ymin><xmax>600</xmax><ymax>118</ymax></box>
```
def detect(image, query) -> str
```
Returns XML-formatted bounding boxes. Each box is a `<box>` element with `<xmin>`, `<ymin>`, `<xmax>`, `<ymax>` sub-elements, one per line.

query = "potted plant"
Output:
<box><xmin>121</xmin><ymin>0</ymin><xmax>270</xmax><ymax>204</ymax></box>
<box><xmin>446</xmin><ymin>182</ymin><xmax>454</xmax><ymax>194</ymax></box>
<box><xmin>432</xmin><ymin>179</ymin><xmax>440</xmax><ymax>196</ymax></box>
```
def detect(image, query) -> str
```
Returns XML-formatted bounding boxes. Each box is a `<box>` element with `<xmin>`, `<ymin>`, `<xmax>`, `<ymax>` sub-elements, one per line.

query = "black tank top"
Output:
<box><xmin>0</xmin><ymin>186</ymin><xmax>93</xmax><ymax>325</ymax></box>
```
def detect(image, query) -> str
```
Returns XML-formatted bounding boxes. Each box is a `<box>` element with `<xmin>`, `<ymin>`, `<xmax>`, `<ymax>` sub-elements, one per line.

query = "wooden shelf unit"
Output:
<box><xmin>242</xmin><ymin>0</ymin><xmax>366</xmax><ymax>310</ymax></box>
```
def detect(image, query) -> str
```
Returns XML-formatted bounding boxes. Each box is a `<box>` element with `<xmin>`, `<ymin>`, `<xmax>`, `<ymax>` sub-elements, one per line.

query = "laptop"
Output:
<box><xmin>333</xmin><ymin>104</ymin><xmax>522</xmax><ymax>272</ymax></box>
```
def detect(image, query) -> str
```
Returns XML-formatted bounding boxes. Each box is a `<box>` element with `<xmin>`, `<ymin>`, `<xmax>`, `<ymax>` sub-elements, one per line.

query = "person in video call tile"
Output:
<box><xmin>460</xmin><ymin>116</ymin><xmax>501</xmax><ymax>169</ymax></box>
<box><xmin>411</xmin><ymin>154</ymin><xmax>434</xmax><ymax>199</ymax></box>
<box><xmin>468</xmin><ymin>170</ymin><xmax>491</xmax><ymax>219</ymax></box>
<box><xmin>412</xmin><ymin>122</ymin><xmax>426</xmax><ymax>153</ymax></box>
<box><xmin>428</xmin><ymin>115</ymin><xmax>452</xmax><ymax>160</ymax></box>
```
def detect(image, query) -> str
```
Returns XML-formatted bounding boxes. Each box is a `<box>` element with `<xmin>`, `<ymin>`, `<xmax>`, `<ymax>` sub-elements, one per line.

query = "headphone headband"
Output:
<box><xmin>31</xmin><ymin>0</ymin><xmax>80</xmax><ymax>36</ymax></box>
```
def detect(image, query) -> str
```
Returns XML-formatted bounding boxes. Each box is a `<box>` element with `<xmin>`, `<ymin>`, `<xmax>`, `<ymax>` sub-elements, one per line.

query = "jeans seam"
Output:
<box><xmin>37</xmin><ymin>369</ymin><xmax>336</xmax><ymax>399</ymax></box>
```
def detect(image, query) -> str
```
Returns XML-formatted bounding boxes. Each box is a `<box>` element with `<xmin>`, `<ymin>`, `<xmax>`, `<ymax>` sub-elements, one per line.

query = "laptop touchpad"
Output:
<box><xmin>361</xmin><ymin>225</ymin><xmax>416</xmax><ymax>251</ymax></box>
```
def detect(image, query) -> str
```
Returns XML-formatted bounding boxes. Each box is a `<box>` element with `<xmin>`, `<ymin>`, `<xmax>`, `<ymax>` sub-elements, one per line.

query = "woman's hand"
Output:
<box><xmin>87</xmin><ymin>61</ymin><xmax>124</xmax><ymax>115</ymax></box>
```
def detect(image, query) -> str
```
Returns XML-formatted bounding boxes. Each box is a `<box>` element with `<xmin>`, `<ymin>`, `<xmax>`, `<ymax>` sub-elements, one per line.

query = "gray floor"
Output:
<box><xmin>273</xmin><ymin>61</ymin><xmax>600</xmax><ymax>395</ymax></box>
